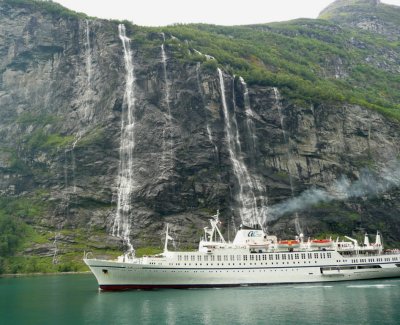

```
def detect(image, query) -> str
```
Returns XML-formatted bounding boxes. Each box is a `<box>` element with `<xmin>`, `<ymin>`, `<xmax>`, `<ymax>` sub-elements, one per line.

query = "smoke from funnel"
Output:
<box><xmin>264</xmin><ymin>161</ymin><xmax>400</xmax><ymax>224</ymax></box>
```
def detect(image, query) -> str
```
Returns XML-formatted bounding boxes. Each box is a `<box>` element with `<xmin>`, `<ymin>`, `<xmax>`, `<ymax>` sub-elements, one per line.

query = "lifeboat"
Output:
<box><xmin>310</xmin><ymin>239</ymin><xmax>332</xmax><ymax>247</ymax></box>
<box><xmin>278</xmin><ymin>240</ymin><xmax>300</xmax><ymax>249</ymax></box>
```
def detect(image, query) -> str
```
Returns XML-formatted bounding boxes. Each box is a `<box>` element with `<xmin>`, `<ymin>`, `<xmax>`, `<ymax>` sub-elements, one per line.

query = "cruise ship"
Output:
<box><xmin>84</xmin><ymin>213</ymin><xmax>400</xmax><ymax>290</ymax></box>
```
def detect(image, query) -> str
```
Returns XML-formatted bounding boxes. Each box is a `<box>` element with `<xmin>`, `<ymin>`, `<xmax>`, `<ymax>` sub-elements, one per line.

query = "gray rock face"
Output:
<box><xmin>1</xmin><ymin>1</ymin><xmax>400</xmax><ymax>258</ymax></box>
<box><xmin>319</xmin><ymin>0</ymin><xmax>400</xmax><ymax>41</ymax></box>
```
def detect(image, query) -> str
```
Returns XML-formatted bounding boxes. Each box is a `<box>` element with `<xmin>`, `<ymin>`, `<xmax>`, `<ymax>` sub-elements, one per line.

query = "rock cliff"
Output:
<box><xmin>1</xmin><ymin>0</ymin><xmax>400</xmax><ymax>271</ymax></box>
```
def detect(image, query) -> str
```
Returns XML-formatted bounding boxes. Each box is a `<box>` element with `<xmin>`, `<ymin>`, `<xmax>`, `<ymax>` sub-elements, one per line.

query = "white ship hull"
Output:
<box><xmin>84</xmin><ymin>252</ymin><xmax>400</xmax><ymax>290</ymax></box>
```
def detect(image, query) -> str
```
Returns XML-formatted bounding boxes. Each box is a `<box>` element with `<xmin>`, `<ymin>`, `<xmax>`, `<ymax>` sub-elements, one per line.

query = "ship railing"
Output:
<box><xmin>337</xmin><ymin>251</ymin><xmax>398</xmax><ymax>258</ymax></box>
<box><xmin>383</xmin><ymin>249</ymin><xmax>400</xmax><ymax>255</ymax></box>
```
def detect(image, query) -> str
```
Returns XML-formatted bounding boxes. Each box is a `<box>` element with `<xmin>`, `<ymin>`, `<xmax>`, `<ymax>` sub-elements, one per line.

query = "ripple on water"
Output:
<box><xmin>347</xmin><ymin>284</ymin><xmax>396</xmax><ymax>288</ymax></box>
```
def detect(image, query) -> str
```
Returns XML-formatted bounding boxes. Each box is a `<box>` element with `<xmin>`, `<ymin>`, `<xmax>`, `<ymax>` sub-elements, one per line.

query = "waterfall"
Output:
<box><xmin>239</xmin><ymin>77</ymin><xmax>258</xmax><ymax>157</ymax></box>
<box><xmin>82</xmin><ymin>20</ymin><xmax>93</xmax><ymax>122</ymax></box>
<box><xmin>52</xmin><ymin>232</ymin><xmax>60</xmax><ymax>264</ymax></box>
<box><xmin>218</xmin><ymin>68</ymin><xmax>260</xmax><ymax>226</ymax></box>
<box><xmin>54</xmin><ymin>21</ymin><xmax>94</xmax><ymax>263</ymax></box>
<box><xmin>85</xmin><ymin>20</ymin><xmax>92</xmax><ymax>87</ymax></box>
<box><xmin>71</xmin><ymin>132</ymin><xmax>81</xmax><ymax>193</ymax></box>
<box><xmin>160</xmin><ymin>41</ymin><xmax>174</xmax><ymax>176</ymax></box>
<box><xmin>273</xmin><ymin>87</ymin><xmax>302</xmax><ymax>235</ymax></box>
<box><xmin>240</xmin><ymin>77</ymin><xmax>268</xmax><ymax>223</ymax></box>
<box><xmin>197</xmin><ymin>63</ymin><xmax>218</xmax><ymax>158</ymax></box>
<box><xmin>112</xmin><ymin>24</ymin><xmax>136</xmax><ymax>254</ymax></box>
<box><xmin>206</xmin><ymin>125</ymin><xmax>219</xmax><ymax>159</ymax></box>
<box><xmin>161</xmin><ymin>44</ymin><xmax>171</xmax><ymax>114</ymax></box>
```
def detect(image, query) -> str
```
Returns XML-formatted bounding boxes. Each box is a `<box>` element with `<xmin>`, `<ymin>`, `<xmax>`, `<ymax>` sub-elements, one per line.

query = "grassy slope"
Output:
<box><xmin>160</xmin><ymin>19</ymin><xmax>400</xmax><ymax>119</ymax></box>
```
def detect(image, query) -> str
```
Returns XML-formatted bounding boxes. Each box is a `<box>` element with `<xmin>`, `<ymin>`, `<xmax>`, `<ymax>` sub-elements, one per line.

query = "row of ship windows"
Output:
<box><xmin>148</xmin><ymin>256</ymin><xmax>400</xmax><ymax>266</ymax></box>
<box><xmin>129</xmin><ymin>269</ymin><xmax>309</xmax><ymax>273</ymax></box>
<box><xmin>176</xmin><ymin>252</ymin><xmax>332</xmax><ymax>262</ymax></box>
<box><xmin>351</xmin><ymin>257</ymin><xmax>398</xmax><ymax>263</ymax></box>
<box><xmin>161</xmin><ymin>261</ymin><xmax>323</xmax><ymax>267</ymax></box>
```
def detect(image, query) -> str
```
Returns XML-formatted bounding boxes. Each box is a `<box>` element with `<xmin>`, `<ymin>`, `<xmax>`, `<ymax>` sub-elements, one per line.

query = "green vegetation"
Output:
<box><xmin>4</xmin><ymin>0</ymin><xmax>88</xmax><ymax>19</ymax></box>
<box><xmin>148</xmin><ymin>17</ymin><xmax>400</xmax><ymax>119</ymax></box>
<box><xmin>0</xmin><ymin>214</ymin><xmax>26</xmax><ymax>257</ymax></box>
<box><xmin>0</xmin><ymin>255</ymin><xmax>88</xmax><ymax>274</ymax></box>
<box><xmin>26</xmin><ymin>129</ymin><xmax>75</xmax><ymax>150</ymax></box>
<box><xmin>0</xmin><ymin>193</ymin><xmax>48</xmax><ymax>223</ymax></box>
<box><xmin>77</xmin><ymin>127</ymin><xmax>105</xmax><ymax>148</ymax></box>
<box><xmin>319</xmin><ymin>0</ymin><xmax>400</xmax><ymax>23</ymax></box>
<box><xmin>16</xmin><ymin>112</ymin><xmax>58</xmax><ymax>126</ymax></box>
<box><xmin>16</xmin><ymin>113</ymin><xmax>74</xmax><ymax>150</ymax></box>
<box><xmin>0</xmin><ymin>192</ymin><xmax>51</xmax><ymax>274</ymax></box>
<box><xmin>135</xmin><ymin>247</ymin><xmax>163</xmax><ymax>257</ymax></box>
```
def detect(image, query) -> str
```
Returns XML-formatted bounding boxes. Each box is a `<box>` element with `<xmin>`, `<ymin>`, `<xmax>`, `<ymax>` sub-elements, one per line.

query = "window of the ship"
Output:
<box><xmin>217</xmin><ymin>255</ymin><xmax>221</xmax><ymax>261</ymax></box>
<box><xmin>308</xmin><ymin>253</ymin><xmax>312</xmax><ymax>259</ymax></box>
<box><xmin>184</xmin><ymin>255</ymin><xmax>188</xmax><ymax>261</ymax></box>
<box><xmin>191</xmin><ymin>255</ymin><xmax>195</xmax><ymax>261</ymax></box>
<box><xmin>262</xmin><ymin>255</ymin><xmax>267</xmax><ymax>260</ymax></box>
<box><xmin>282</xmin><ymin>254</ymin><xmax>287</xmax><ymax>260</ymax></box>
<box><xmin>230</xmin><ymin>255</ymin><xmax>234</xmax><ymax>261</ymax></box>
<box><xmin>314</xmin><ymin>253</ymin><xmax>318</xmax><ymax>259</ymax></box>
<box><xmin>269</xmin><ymin>254</ymin><xmax>273</xmax><ymax>260</ymax></box>
<box><xmin>197</xmin><ymin>256</ymin><xmax>202</xmax><ymax>261</ymax></box>
<box><xmin>301</xmin><ymin>253</ymin><xmax>305</xmax><ymax>259</ymax></box>
<box><xmin>236</xmin><ymin>255</ymin><xmax>241</xmax><ymax>261</ymax></box>
<box><xmin>224</xmin><ymin>255</ymin><xmax>228</xmax><ymax>261</ymax></box>
<box><xmin>210</xmin><ymin>255</ymin><xmax>215</xmax><ymax>261</ymax></box>
<box><xmin>276</xmin><ymin>254</ymin><xmax>280</xmax><ymax>260</ymax></box>
<box><xmin>243</xmin><ymin>255</ymin><xmax>248</xmax><ymax>261</ymax></box>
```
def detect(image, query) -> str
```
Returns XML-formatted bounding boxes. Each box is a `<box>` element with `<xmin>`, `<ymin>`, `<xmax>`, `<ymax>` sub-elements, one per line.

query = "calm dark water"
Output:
<box><xmin>1</xmin><ymin>274</ymin><xmax>399</xmax><ymax>325</ymax></box>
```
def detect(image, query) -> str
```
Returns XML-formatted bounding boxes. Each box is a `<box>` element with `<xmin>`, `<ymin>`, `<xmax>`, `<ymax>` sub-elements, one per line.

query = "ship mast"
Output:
<box><xmin>204</xmin><ymin>211</ymin><xmax>226</xmax><ymax>243</ymax></box>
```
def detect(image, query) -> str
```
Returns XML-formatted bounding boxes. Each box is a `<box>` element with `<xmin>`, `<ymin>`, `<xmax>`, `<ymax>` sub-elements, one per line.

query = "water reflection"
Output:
<box><xmin>1</xmin><ymin>275</ymin><xmax>399</xmax><ymax>325</ymax></box>
<box><xmin>81</xmin><ymin>279</ymin><xmax>400</xmax><ymax>325</ymax></box>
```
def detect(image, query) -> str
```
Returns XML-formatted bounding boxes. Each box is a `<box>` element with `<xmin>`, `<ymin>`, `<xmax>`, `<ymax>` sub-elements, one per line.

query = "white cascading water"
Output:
<box><xmin>85</xmin><ymin>20</ymin><xmax>92</xmax><ymax>87</ymax></box>
<box><xmin>218</xmin><ymin>68</ymin><xmax>260</xmax><ymax>226</ymax></box>
<box><xmin>239</xmin><ymin>77</ymin><xmax>258</xmax><ymax>156</ymax></box>
<box><xmin>239</xmin><ymin>77</ymin><xmax>269</xmax><ymax>223</ymax></box>
<box><xmin>197</xmin><ymin>63</ymin><xmax>218</xmax><ymax>158</ymax></box>
<box><xmin>54</xmin><ymin>21</ymin><xmax>94</xmax><ymax>263</ymax></box>
<box><xmin>273</xmin><ymin>87</ymin><xmax>302</xmax><ymax>235</ymax></box>
<box><xmin>112</xmin><ymin>24</ymin><xmax>136</xmax><ymax>254</ymax></box>
<box><xmin>160</xmin><ymin>39</ymin><xmax>174</xmax><ymax>176</ymax></box>
<box><xmin>52</xmin><ymin>232</ymin><xmax>60</xmax><ymax>264</ymax></box>
<box><xmin>71</xmin><ymin>132</ymin><xmax>81</xmax><ymax>193</ymax></box>
<box><xmin>206</xmin><ymin>125</ymin><xmax>219</xmax><ymax>159</ymax></box>
<box><xmin>195</xmin><ymin>62</ymin><xmax>202</xmax><ymax>93</ymax></box>
<box><xmin>81</xmin><ymin>19</ymin><xmax>93</xmax><ymax>122</ymax></box>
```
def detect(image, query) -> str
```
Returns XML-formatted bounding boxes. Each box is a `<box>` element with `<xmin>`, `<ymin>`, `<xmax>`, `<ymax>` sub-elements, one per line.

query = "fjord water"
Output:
<box><xmin>1</xmin><ymin>275</ymin><xmax>399</xmax><ymax>325</ymax></box>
